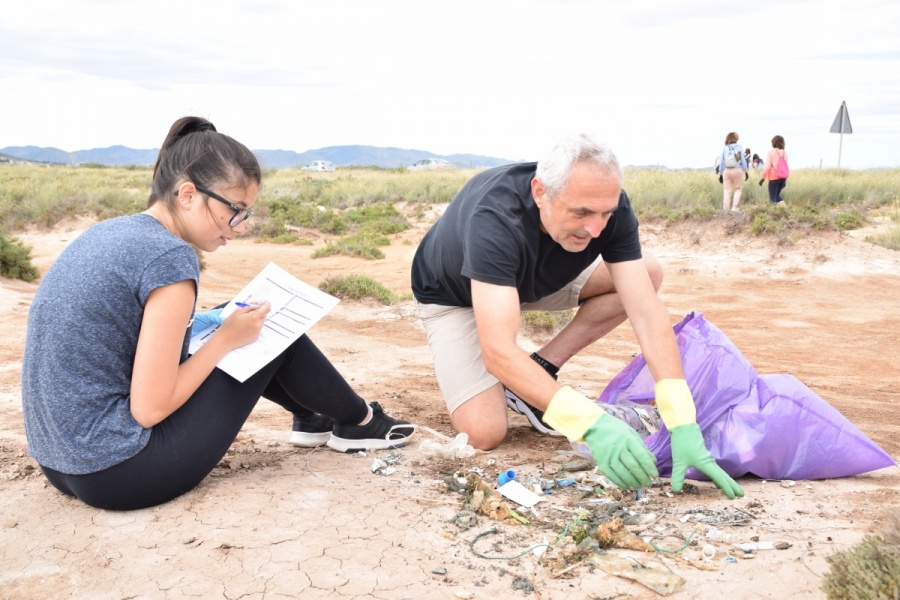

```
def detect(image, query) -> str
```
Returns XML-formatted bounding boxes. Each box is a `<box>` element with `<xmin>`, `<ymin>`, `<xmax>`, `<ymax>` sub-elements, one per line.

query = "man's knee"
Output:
<box><xmin>644</xmin><ymin>252</ymin><xmax>664</xmax><ymax>292</ymax></box>
<box><xmin>449</xmin><ymin>389</ymin><xmax>508</xmax><ymax>450</ymax></box>
<box><xmin>461</xmin><ymin>424</ymin><xmax>507</xmax><ymax>451</ymax></box>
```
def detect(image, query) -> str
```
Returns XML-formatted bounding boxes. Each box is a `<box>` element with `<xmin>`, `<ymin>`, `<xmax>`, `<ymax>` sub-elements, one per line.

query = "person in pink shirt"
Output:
<box><xmin>759</xmin><ymin>135</ymin><xmax>789</xmax><ymax>205</ymax></box>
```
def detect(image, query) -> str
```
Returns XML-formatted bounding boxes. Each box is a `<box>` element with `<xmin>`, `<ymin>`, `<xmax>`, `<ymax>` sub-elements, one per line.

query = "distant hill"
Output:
<box><xmin>0</xmin><ymin>144</ymin><xmax>513</xmax><ymax>170</ymax></box>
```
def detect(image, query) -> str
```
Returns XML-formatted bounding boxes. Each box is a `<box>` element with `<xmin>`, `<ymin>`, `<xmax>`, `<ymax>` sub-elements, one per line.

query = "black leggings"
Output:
<box><xmin>40</xmin><ymin>335</ymin><xmax>368</xmax><ymax>511</ymax></box>
<box><xmin>768</xmin><ymin>178</ymin><xmax>787</xmax><ymax>203</ymax></box>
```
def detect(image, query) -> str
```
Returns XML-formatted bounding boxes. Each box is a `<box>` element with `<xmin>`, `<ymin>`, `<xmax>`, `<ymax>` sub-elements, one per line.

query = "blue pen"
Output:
<box><xmin>235</xmin><ymin>301</ymin><xmax>261</xmax><ymax>309</ymax></box>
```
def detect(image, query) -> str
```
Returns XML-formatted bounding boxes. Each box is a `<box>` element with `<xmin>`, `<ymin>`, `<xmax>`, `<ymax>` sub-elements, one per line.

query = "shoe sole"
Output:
<box><xmin>505</xmin><ymin>388</ymin><xmax>524</xmax><ymax>414</ymax></box>
<box><xmin>513</xmin><ymin>398</ymin><xmax>564</xmax><ymax>437</ymax></box>
<box><xmin>325</xmin><ymin>436</ymin><xmax>411</xmax><ymax>453</ymax></box>
<box><xmin>289</xmin><ymin>431</ymin><xmax>332</xmax><ymax>448</ymax></box>
<box><xmin>505</xmin><ymin>388</ymin><xmax>563</xmax><ymax>437</ymax></box>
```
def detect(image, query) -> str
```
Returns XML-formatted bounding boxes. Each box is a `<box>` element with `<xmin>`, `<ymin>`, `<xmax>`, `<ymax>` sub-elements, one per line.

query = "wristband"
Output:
<box><xmin>653</xmin><ymin>379</ymin><xmax>696</xmax><ymax>429</ymax></box>
<box><xmin>543</xmin><ymin>386</ymin><xmax>606</xmax><ymax>441</ymax></box>
<box><xmin>530</xmin><ymin>352</ymin><xmax>559</xmax><ymax>378</ymax></box>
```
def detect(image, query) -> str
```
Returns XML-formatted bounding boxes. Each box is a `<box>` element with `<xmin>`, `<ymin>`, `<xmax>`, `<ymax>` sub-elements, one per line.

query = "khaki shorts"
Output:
<box><xmin>417</xmin><ymin>255</ymin><xmax>603</xmax><ymax>413</ymax></box>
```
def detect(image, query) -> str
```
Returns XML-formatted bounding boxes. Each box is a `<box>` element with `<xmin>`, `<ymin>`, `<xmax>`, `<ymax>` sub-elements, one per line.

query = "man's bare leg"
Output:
<box><xmin>449</xmin><ymin>383</ymin><xmax>508</xmax><ymax>450</ymax></box>
<box><xmin>538</xmin><ymin>254</ymin><xmax>663</xmax><ymax>367</ymax></box>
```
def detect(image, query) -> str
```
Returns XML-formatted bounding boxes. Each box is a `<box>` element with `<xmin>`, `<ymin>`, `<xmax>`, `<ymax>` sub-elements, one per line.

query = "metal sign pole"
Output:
<box><xmin>838</xmin><ymin>104</ymin><xmax>844</xmax><ymax>168</ymax></box>
<box><xmin>830</xmin><ymin>101</ymin><xmax>853</xmax><ymax>169</ymax></box>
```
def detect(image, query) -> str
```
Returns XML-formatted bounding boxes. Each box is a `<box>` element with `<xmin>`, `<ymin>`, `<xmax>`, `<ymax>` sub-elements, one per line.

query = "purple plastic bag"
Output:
<box><xmin>597</xmin><ymin>312</ymin><xmax>896</xmax><ymax>480</ymax></box>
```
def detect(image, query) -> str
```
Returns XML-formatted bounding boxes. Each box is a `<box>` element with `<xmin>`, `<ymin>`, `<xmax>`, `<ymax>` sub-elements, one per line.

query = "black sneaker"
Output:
<box><xmin>505</xmin><ymin>388</ymin><xmax>563</xmax><ymax>437</ymax></box>
<box><xmin>289</xmin><ymin>413</ymin><xmax>334</xmax><ymax>447</ymax></box>
<box><xmin>326</xmin><ymin>402</ymin><xmax>416</xmax><ymax>452</ymax></box>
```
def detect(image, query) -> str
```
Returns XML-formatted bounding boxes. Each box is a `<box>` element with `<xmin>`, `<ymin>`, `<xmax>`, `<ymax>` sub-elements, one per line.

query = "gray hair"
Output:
<box><xmin>535</xmin><ymin>134</ymin><xmax>623</xmax><ymax>199</ymax></box>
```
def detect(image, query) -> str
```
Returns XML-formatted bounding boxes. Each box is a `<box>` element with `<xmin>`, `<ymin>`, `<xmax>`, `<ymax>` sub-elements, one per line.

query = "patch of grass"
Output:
<box><xmin>0</xmin><ymin>229</ymin><xmax>40</xmax><ymax>281</ymax></box>
<box><xmin>311</xmin><ymin>229</ymin><xmax>390</xmax><ymax>259</ymax></box>
<box><xmin>318</xmin><ymin>274</ymin><xmax>399</xmax><ymax>305</ymax></box>
<box><xmin>3</xmin><ymin>164</ymin><xmax>900</xmax><ymax>250</ymax></box>
<box><xmin>822</xmin><ymin>512</ymin><xmax>900</xmax><ymax>599</ymax></box>
<box><xmin>521</xmin><ymin>310</ymin><xmax>575</xmax><ymax>334</ymax></box>
<box><xmin>865</xmin><ymin>201</ymin><xmax>900</xmax><ymax>251</ymax></box>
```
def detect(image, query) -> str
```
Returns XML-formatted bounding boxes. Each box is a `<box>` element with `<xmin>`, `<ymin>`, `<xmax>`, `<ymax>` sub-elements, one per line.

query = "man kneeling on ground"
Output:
<box><xmin>411</xmin><ymin>133</ymin><xmax>742</xmax><ymax>499</ymax></box>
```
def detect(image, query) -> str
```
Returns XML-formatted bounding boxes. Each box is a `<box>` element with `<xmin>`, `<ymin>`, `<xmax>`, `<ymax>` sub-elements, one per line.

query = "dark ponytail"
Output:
<box><xmin>148</xmin><ymin>116</ymin><xmax>260</xmax><ymax>208</ymax></box>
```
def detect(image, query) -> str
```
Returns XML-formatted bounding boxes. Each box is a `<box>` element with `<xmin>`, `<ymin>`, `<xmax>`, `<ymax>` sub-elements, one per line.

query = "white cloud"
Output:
<box><xmin>1</xmin><ymin>0</ymin><xmax>898</xmax><ymax>169</ymax></box>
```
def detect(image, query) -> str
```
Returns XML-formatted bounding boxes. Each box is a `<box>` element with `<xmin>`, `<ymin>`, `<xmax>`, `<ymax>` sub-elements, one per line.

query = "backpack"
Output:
<box><xmin>723</xmin><ymin>144</ymin><xmax>742</xmax><ymax>168</ymax></box>
<box><xmin>774</xmin><ymin>151</ymin><xmax>789</xmax><ymax>178</ymax></box>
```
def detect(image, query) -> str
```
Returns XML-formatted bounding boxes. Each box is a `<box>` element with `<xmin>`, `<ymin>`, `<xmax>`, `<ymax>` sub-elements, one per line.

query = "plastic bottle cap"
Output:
<box><xmin>497</xmin><ymin>470</ymin><xmax>516</xmax><ymax>486</ymax></box>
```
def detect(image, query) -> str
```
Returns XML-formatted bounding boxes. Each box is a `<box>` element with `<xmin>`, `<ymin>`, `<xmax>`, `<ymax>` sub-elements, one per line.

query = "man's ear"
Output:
<box><xmin>531</xmin><ymin>177</ymin><xmax>548</xmax><ymax>210</ymax></box>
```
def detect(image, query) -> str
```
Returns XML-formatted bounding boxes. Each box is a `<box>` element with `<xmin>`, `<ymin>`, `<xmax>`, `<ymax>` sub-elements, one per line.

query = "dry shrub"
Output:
<box><xmin>822</xmin><ymin>512</ymin><xmax>900</xmax><ymax>599</ymax></box>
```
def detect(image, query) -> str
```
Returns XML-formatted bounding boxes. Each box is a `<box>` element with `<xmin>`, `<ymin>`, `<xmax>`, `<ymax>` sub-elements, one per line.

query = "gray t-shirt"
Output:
<box><xmin>21</xmin><ymin>213</ymin><xmax>199</xmax><ymax>474</ymax></box>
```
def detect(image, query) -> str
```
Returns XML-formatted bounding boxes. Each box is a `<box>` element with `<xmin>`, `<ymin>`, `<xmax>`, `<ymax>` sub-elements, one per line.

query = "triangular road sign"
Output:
<box><xmin>830</xmin><ymin>101</ymin><xmax>853</xmax><ymax>134</ymax></box>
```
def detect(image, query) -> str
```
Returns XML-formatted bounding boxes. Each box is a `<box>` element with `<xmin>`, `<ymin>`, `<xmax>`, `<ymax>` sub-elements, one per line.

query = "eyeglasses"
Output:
<box><xmin>194</xmin><ymin>185</ymin><xmax>254</xmax><ymax>227</ymax></box>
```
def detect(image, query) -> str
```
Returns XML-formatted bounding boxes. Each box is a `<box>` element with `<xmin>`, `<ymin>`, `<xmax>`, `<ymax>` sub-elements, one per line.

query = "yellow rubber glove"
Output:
<box><xmin>655</xmin><ymin>379</ymin><xmax>744</xmax><ymax>499</ymax></box>
<box><xmin>544</xmin><ymin>387</ymin><xmax>658</xmax><ymax>490</ymax></box>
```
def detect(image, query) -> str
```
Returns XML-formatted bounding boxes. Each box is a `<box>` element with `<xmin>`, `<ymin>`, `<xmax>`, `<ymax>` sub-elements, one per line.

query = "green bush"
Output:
<box><xmin>318</xmin><ymin>274</ymin><xmax>398</xmax><ymax>305</ymax></box>
<box><xmin>311</xmin><ymin>229</ymin><xmax>390</xmax><ymax>259</ymax></box>
<box><xmin>521</xmin><ymin>310</ymin><xmax>575</xmax><ymax>334</ymax></box>
<box><xmin>0</xmin><ymin>229</ymin><xmax>40</xmax><ymax>281</ymax></box>
<box><xmin>822</xmin><ymin>513</ymin><xmax>900</xmax><ymax>599</ymax></box>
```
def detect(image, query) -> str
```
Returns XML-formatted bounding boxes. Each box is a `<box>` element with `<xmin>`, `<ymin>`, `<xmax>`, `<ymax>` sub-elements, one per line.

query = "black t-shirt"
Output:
<box><xmin>411</xmin><ymin>162</ymin><xmax>642</xmax><ymax>307</ymax></box>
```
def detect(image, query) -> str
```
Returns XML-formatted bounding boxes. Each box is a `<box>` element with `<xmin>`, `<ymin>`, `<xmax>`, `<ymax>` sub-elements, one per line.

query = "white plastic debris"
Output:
<box><xmin>419</xmin><ymin>432</ymin><xmax>476</xmax><ymax>459</ymax></box>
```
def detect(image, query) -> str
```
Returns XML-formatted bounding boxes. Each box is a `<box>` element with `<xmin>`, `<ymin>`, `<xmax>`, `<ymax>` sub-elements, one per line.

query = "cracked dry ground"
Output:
<box><xmin>1</xmin><ymin>214</ymin><xmax>898</xmax><ymax>599</ymax></box>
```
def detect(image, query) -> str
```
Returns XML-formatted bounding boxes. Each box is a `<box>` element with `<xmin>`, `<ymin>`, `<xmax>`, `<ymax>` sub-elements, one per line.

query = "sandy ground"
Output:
<box><xmin>1</xmin><ymin>208</ymin><xmax>898</xmax><ymax>600</ymax></box>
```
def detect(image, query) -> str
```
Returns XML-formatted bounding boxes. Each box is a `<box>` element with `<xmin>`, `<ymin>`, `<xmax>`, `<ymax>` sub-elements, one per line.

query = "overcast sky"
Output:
<box><xmin>2</xmin><ymin>0</ymin><xmax>898</xmax><ymax>170</ymax></box>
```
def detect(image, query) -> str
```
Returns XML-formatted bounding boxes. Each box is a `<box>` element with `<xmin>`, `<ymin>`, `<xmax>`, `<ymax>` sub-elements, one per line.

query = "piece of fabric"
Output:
<box><xmin>410</xmin><ymin>162</ymin><xmax>642</xmax><ymax>307</ymax></box>
<box><xmin>592</xmin><ymin>312</ymin><xmax>896</xmax><ymax>480</ymax></box>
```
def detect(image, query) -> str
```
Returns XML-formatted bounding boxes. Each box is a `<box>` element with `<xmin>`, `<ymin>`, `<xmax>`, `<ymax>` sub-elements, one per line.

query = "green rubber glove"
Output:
<box><xmin>670</xmin><ymin>423</ymin><xmax>744</xmax><ymax>499</ymax></box>
<box><xmin>584</xmin><ymin>413</ymin><xmax>659</xmax><ymax>490</ymax></box>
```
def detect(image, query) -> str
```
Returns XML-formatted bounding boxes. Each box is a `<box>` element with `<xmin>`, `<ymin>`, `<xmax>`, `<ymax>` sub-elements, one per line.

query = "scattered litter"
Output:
<box><xmin>705</xmin><ymin>527</ymin><xmax>732</xmax><ymax>542</ymax></box>
<box><xmin>556</xmin><ymin>477</ymin><xmax>576</xmax><ymax>487</ymax></box>
<box><xmin>559</xmin><ymin>458</ymin><xmax>595</xmax><ymax>472</ymax></box>
<box><xmin>497</xmin><ymin>480</ymin><xmax>544</xmax><ymax>508</ymax></box>
<box><xmin>370</xmin><ymin>459</ymin><xmax>395</xmax><ymax>475</ymax></box>
<box><xmin>420</xmin><ymin>432</ymin><xmax>477</xmax><ymax>459</ymax></box>
<box><xmin>370</xmin><ymin>451</ymin><xmax>401</xmax><ymax>475</ymax></box>
<box><xmin>780</xmin><ymin>480</ymin><xmax>797</xmax><ymax>488</ymax></box>
<box><xmin>681</xmin><ymin>508</ymin><xmax>753</xmax><ymax>526</ymax></box>
<box><xmin>447</xmin><ymin>472</ymin><xmax>468</xmax><ymax>493</ymax></box>
<box><xmin>467</xmin><ymin>467</ymin><xmax>485</xmax><ymax>477</ymax></box>
<box><xmin>725</xmin><ymin>556</ymin><xmax>738</xmax><ymax>564</ymax></box>
<box><xmin>734</xmin><ymin>541</ymin><xmax>775</xmax><ymax>552</ymax></box>
<box><xmin>497</xmin><ymin>470</ymin><xmax>516</xmax><ymax>486</ymax></box>
<box><xmin>701</xmin><ymin>544</ymin><xmax>716</xmax><ymax>560</ymax></box>
<box><xmin>431</xmin><ymin>567</ymin><xmax>447</xmax><ymax>575</ymax></box>
<box><xmin>591</xmin><ymin>554</ymin><xmax>685</xmax><ymax>596</ymax></box>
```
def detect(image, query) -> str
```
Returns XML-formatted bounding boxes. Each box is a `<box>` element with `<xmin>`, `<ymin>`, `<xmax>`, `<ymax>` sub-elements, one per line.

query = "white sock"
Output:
<box><xmin>358</xmin><ymin>404</ymin><xmax>373</xmax><ymax>425</ymax></box>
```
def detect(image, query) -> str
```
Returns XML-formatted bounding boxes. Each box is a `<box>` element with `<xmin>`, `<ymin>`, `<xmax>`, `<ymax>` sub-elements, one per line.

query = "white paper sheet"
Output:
<box><xmin>189</xmin><ymin>262</ymin><xmax>339</xmax><ymax>382</ymax></box>
<box><xmin>497</xmin><ymin>480</ymin><xmax>544</xmax><ymax>508</ymax></box>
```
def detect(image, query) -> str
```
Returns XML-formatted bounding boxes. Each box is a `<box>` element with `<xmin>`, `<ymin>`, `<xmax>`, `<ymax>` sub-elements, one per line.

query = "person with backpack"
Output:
<box><xmin>718</xmin><ymin>132</ymin><xmax>748</xmax><ymax>212</ymax></box>
<box><xmin>759</xmin><ymin>135</ymin><xmax>789</xmax><ymax>205</ymax></box>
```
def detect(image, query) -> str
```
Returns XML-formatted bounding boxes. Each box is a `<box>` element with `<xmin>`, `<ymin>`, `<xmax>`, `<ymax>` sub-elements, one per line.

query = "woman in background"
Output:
<box><xmin>719</xmin><ymin>132</ymin><xmax>749</xmax><ymax>212</ymax></box>
<box><xmin>21</xmin><ymin>116</ymin><xmax>415</xmax><ymax>511</ymax></box>
<box><xmin>759</xmin><ymin>135</ymin><xmax>789</xmax><ymax>205</ymax></box>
